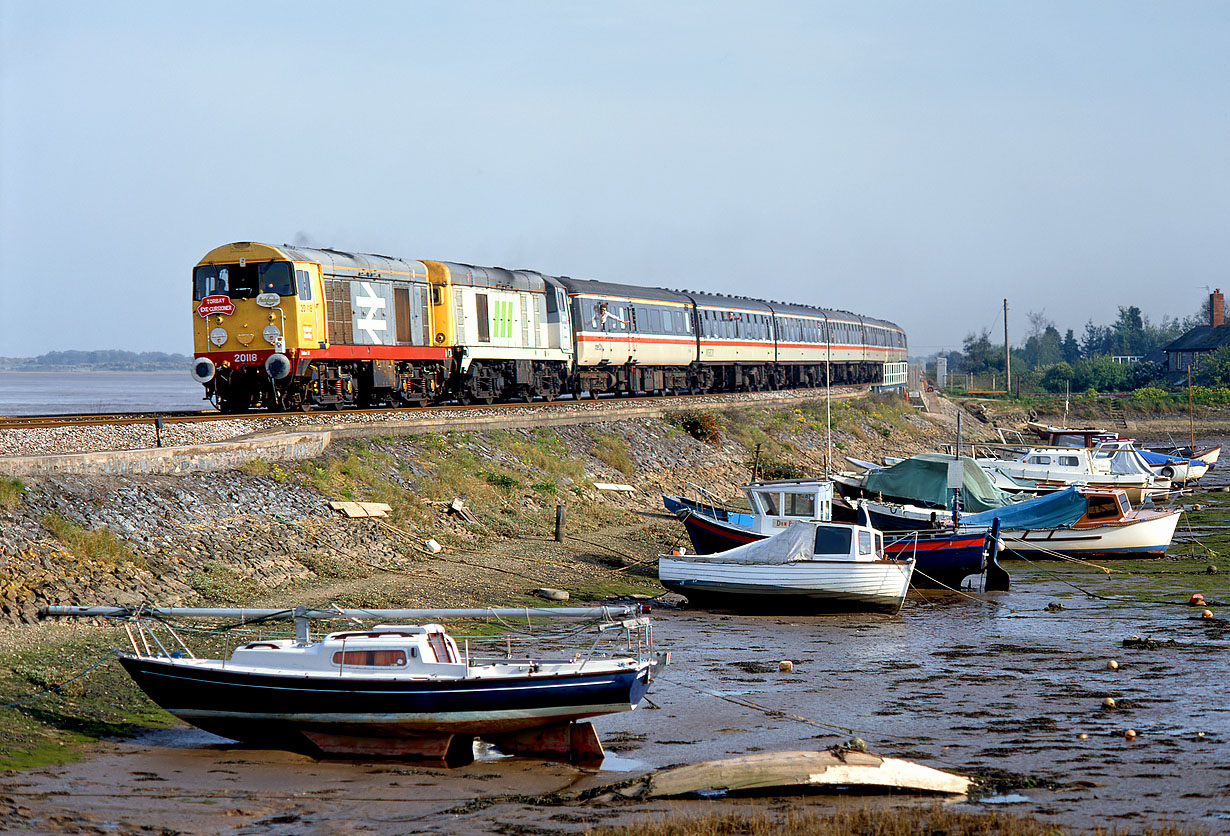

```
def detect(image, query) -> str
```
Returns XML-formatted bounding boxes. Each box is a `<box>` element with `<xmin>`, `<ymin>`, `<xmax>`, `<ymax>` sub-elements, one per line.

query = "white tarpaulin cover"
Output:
<box><xmin>670</xmin><ymin>522</ymin><xmax>846</xmax><ymax>565</ymax></box>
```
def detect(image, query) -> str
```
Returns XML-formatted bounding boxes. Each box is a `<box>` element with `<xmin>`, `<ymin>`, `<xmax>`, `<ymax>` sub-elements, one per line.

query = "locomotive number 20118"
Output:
<box><xmin>233</xmin><ymin>353</ymin><xmax>259</xmax><ymax>363</ymax></box>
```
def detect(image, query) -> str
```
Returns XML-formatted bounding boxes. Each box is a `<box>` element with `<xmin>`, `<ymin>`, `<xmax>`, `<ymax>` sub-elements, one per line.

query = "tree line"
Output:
<box><xmin>934</xmin><ymin>300</ymin><xmax>1217</xmax><ymax>392</ymax></box>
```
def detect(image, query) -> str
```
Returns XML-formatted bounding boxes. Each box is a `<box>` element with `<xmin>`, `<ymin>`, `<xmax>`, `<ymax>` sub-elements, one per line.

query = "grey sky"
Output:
<box><xmin>2</xmin><ymin>1</ymin><xmax>1227</xmax><ymax>358</ymax></box>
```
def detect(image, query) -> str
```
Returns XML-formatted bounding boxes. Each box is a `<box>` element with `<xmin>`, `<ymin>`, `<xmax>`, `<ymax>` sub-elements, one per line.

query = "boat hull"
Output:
<box><xmin>674</xmin><ymin>507</ymin><xmax>988</xmax><ymax>589</ymax></box>
<box><xmin>117</xmin><ymin>654</ymin><xmax>651</xmax><ymax>750</ymax></box>
<box><xmin>998</xmin><ymin>509</ymin><xmax>1182</xmax><ymax>557</ymax></box>
<box><xmin>658</xmin><ymin>556</ymin><xmax>913</xmax><ymax>614</ymax></box>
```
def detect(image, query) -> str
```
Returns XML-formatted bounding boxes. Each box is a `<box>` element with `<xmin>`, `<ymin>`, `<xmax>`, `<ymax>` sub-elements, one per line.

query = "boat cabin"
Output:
<box><xmin>813</xmin><ymin>522</ymin><xmax>886</xmax><ymax>562</ymax></box>
<box><xmin>1072</xmin><ymin>488</ymin><xmax>1134</xmax><ymax>527</ymax></box>
<box><xmin>739</xmin><ymin>480</ymin><xmax>834</xmax><ymax>534</ymax></box>
<box><xmin>227</xmin><ymin>623</ymin><xmax>469</xmax><ymax>678</ymax></box>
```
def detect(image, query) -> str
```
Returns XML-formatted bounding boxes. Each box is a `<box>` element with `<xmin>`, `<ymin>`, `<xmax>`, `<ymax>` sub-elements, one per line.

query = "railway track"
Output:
<box><xmin>0</xmin><ymin>386</ymin><xmax>875</xmax><ymax>433</ymax></box>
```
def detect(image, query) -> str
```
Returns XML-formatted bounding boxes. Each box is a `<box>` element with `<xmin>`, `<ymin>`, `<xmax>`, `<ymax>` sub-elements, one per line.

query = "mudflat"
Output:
<box><xmin>3</xmin><ymin>561</ymin><xmax>1227</xmax><ymax>835</ymax></box>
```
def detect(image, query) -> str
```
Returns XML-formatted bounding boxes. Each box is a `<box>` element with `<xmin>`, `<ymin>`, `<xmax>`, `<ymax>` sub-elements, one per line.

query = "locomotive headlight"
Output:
<box><xmin>190</xmin><ymin>357</ymin><xmax>216</xmax><ymax>383</ymax></box>
<box><xmin>209</xmin><ymin>327</ymin><xmax>228</xmax><ymax>347</ymax></box>
<box><xmin>262</xmin><ymin>324</ymin><xmax>281</xmax><ymax>345</ymax></box>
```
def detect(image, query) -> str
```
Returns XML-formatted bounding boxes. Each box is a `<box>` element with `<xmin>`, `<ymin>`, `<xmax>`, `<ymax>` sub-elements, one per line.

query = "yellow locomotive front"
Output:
<box><xmin>191</xmin><ymin>242</ymin><xmax>325</xmax><ymax>411</ymax></box>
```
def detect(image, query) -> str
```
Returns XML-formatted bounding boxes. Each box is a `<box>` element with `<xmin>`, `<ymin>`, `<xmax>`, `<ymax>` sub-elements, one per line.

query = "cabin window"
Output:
<box><xmin>1085</xmin><ymin>495</ymin><xmax>1122</xmax><ymax>520</ymax></box>
<box><xmin>332</xmin><ymin>649</ymin><xmax>408</xmax><ymax>667</ymax></box>
<box><xmin>193</xmin><ymin>261</ymin><xmax>294</xmax><ymax>300</ymax></box>
<box><xmin>786</xmin><ymin>493</ymin><xmax>815</xmax><ymax>517</ymax></box>
<box><xmin>1028</xmin><ymin>455</ymin><xmax>1051</xmax><ymax>465</ymax></box>
<box><xmin>858</xmin><ymin>531</ymin><xmax>874</xmax><ymax>555</ymax></box>
<box><xmin>1058</xmin><ymin>456</ymin><xmax>1080</xmax><ymax>467</ymax></box>
<box><xmin>756</xmin><ymin>491</ymin><xmax>779</xmax><ymax>515</ymax></box>
<box><xmin>814</xmin><ymin>526</ymin><xmax>852</xmax><ymax>555</ymax></box>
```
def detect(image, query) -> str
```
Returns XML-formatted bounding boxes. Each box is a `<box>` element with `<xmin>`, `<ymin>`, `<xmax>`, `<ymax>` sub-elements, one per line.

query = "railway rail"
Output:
<box><xmin>0</xmin><ymin>385</ymin><xmax>874</xmax><ymax>434</ymax></box>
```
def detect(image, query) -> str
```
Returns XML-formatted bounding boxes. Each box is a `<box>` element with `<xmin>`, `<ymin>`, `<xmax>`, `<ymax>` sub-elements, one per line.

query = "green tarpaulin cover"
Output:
<box><xmin>862</xmin><ymin>453</ymin><xmax>1019</xmax><ymax>513</ymax></box>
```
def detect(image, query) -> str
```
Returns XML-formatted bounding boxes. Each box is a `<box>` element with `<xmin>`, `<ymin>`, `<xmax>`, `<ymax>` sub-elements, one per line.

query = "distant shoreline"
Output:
<box><xmin>0</xmin><ymin>352</ymin><xmax>191</xmax><ymax>373</ymax></box>
<box><xmin>0</xmin><ymin>367</ymin><xmax>189</xmax><ymax>373</ymax></box>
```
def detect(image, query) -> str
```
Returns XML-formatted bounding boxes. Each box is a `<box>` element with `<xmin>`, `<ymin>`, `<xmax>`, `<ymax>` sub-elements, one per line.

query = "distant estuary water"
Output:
<box><xmin>0</xmin><ymin>371</ymin><xmax>209</xmax><ymax>415</ymax></box>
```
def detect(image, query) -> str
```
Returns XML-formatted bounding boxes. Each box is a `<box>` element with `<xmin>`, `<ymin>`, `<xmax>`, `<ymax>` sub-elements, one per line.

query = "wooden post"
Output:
<box><xmin>555</xmin><ymin>505</ymin><xmax>566</xmax><ymax>542</ymax></box>
<box><xmin>1003</xmin><ymin>298</ymin><xmax>1011</xmax><ymax>392</ymax></box>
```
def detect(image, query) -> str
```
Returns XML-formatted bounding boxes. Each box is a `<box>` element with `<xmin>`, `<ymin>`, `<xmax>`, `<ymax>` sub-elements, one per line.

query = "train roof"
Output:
<box><xmin>676</xmin><ymin>289</ymin><xmax>774</xmax><ymax>314</ymax></box>
<box><xmin>195</xmin><ymin>242</ymin><xmax>903</xmax><ymax>336</ymax></box>
<box><xmin>430</xmin><ymin>261</ymin><xmax>552</xmax><ymax>292</ymax></box>
<box><xmin>554</xmin><ymin>277</ymin><xmax>692</xmax><ymax>304</ymax></box>
<box><xmin>196</xmin><ymin>242</ymin><xmax>430</xmax><ymax>278</ymax></box>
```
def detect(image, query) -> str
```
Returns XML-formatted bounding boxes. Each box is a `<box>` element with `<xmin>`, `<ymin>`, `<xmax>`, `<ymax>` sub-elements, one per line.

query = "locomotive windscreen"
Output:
<box><xmin>194</xmin><ymin>262</ymin><xmax>294</xmax><ymax>300</ymax></box>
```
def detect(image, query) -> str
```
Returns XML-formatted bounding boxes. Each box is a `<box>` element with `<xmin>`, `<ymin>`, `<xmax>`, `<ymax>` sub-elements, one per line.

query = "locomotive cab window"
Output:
<box><xmin>295</xmin><ymin>270</ymin><xmax>312</xmax><ymax>301</ymax></box>
<box><xmin>194</xmin><ymin>262</ymin><xmax>294</xmax><ymax>300</ymax></box>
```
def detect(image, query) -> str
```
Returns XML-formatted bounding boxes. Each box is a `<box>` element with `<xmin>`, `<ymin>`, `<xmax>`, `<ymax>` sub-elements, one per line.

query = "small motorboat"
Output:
<box><xmin>43</xmin><ymin>605</ymin><xmax>665</xmax><ymax>765</ymax></box>
<box><xmin>855</xmin><ymin>487</ymin><xmax>1182</xmax><ymax>558</ymax></box>
<box><xmin>658</xmin><ymin>520</ymin><xmax>915</xmax><ymax>614</ymax></box>
<box><xmin>1093</xmin><ymin>440</ymin><xmax>1209</xmax><ymax>484</ymax></box>
<box><xmin>665</xmin><ymin>476</ymin><xmax>1002</xmax><ymax>590</ymax></box>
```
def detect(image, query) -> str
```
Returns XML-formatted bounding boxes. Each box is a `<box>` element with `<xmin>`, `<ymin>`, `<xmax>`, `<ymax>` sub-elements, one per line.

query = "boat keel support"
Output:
<box><xmin>301</xmin><ymin>730</ymin><xmax>477</xmax><ymax>766</ymax></box>
<box><xmin>487</xmin><ymin>721</ymin><xmax>605</xmax><ymax>764</ymax></box>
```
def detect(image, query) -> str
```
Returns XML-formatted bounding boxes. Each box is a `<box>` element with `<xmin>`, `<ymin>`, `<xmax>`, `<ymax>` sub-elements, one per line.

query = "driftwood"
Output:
<box><xmin>329</xmin><ymin>501</ymin><xmax>391</xmax><ymax>518</ymax></box>
<box><xmin>643</xmin><ymin>750</ymin><xmax>970</xmax><ymax>797</ymax></box>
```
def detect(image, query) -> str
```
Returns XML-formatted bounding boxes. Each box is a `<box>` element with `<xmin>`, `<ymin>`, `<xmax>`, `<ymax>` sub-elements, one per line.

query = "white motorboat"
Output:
<box><xmin>658</xmin><ymin>520</ymin><xmax>914</xmax><ymax>613</ymax></box>
<box><xmin>975</xmin><ymin>446</ymin><xmax>1167</xmax><ymax>504</ymax></box>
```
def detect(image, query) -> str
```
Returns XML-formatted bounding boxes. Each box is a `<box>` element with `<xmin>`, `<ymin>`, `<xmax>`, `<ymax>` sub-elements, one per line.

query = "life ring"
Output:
<box><xmin>1160</xmin><ymin>465</ymin><xmax>1176</xmax><ymax>479</ymax></box>
<box><xmin>1028</xmin><ymin>409</ymin><xmax>1038</xmax><ymax>420</ymax></box>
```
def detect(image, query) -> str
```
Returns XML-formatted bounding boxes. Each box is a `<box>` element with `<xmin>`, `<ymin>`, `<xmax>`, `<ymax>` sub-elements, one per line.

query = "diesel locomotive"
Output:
<box><xmin>190</xmin><ymin>241</ymin><xmax>907</xmax><ymax>413</ymax></box>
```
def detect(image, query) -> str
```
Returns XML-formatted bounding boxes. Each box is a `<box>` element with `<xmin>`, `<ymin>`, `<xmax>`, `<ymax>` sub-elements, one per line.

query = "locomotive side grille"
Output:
<box><xmin>325</xmin><ymin>279</ymin><xmax>354</xmax><ymax>344</ymax></box>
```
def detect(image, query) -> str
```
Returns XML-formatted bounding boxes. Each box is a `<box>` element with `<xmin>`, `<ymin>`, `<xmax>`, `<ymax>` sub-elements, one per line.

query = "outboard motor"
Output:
<box><xmin>190</xmin><ymin>356</ymin><xmax>216</xmax><ymax>384</ymax></box>
<box><xmin>264</xmin><ymin>353</ymin><xmax>292</xmax><ymax>380</ymax></box>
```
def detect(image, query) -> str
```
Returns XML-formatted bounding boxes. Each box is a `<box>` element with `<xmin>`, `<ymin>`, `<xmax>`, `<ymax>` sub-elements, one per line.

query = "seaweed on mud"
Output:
<box><xmin>967</xmin><ymin>768</ymin><xmax>1065</xmax><ymax>797</ymax></box>
<box><xmin>729</xmin><ymin>661</ymin><xmax>780</xmax><ymax>674</ymax></box>
<box><xmin>984</xmin><ymin>643</ymin><xmax>1072</xmax><ymax>656</ymax></box>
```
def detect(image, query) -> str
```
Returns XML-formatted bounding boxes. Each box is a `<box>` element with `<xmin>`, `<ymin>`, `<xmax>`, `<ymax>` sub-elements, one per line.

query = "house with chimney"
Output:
<box><xmin>1161</xmin><ymin>288</ymin><xmax>1230</xmax><ymax>375</ymax></box>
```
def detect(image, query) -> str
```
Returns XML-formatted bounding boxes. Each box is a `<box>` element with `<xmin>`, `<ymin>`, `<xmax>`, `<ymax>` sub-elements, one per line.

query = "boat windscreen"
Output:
<box><xmin>814</xmin><ymin>526</ymin><xmax>852</xmax><ymax>556</ymax></box>
<box><xmin>786</xmin><ymin>493</ymin><xmax>815</xmax><ymax>517</ymax></box>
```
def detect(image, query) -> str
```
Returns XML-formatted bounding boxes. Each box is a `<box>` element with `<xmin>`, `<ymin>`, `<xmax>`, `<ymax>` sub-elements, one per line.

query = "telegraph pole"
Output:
<box><xmin>1003</xmin><ymin>298</ymin><xmax>1011</xmax><ymax>394</ymax></box>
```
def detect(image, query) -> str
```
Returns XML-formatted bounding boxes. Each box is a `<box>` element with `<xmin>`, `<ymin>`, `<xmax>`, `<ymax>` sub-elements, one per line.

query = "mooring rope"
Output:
<box><xmin>0</xmin><ymin>649</ymin><xmax>117</xmax><ymax>709</ymax></box>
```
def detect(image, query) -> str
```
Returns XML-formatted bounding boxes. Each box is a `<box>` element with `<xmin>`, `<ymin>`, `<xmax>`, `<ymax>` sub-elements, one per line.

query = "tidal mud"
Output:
<box><xmin>1</xmin><ymin>562</ymin><xmax>1227</xmax><ymax>834</ymax></box>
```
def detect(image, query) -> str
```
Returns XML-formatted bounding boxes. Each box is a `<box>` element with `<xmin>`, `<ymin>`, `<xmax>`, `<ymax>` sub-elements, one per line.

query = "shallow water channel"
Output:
<box><xmin>2</xmin><ymin>561</ymin><xmax>1226</xmax><ymax>835</ymax></box>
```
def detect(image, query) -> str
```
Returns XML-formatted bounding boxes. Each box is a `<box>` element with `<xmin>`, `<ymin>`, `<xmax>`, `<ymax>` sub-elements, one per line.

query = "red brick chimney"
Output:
<box><xmin>1213</xmin><ymin>288</ymin><xmax>1225</xmax><ymax>328</ymax></box>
